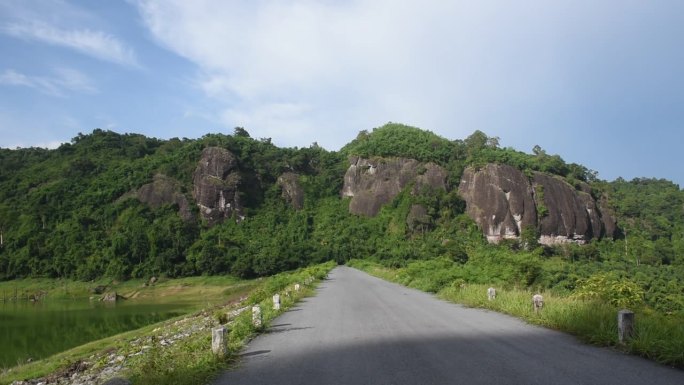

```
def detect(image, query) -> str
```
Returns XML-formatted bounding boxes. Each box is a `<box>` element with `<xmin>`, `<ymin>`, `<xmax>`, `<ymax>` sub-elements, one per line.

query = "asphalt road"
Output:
<box><xmin>213</xmin><ymin>266</ymin><xmax>684</xmax><ymax>385</ymax></box>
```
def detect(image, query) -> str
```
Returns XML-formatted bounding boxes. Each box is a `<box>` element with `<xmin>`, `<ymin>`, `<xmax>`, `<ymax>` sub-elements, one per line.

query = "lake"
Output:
<box><xmin>0</xmin><ymin>299</ymin><xmax>202</xmax><ymax>368</ymax></box>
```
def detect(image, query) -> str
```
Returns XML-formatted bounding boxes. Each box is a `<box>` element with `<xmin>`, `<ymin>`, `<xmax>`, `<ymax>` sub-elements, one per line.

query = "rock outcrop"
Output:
<box><xmin>458</xmin><ymin>164</ymin><xmax>537</xmax><ymax>242</ymax></box>
<box><xmin>406</xmin><ymin>204</ymin><xmax>431</xmax><ymax>233</ymax></box>
<box><xmin>135</xmin><ymin>174</ymin><xmax>194</xmax><ymax>221</ymax></box>
<box><xmin>277</xmin><ymin>172</ymin><xmax>304</xmax><ymax>210</ymax></box>
<box><xmin>192</xmin><ymin>147</ymin><xmax>243</xmax><ymax>225</ymax></box>
<box><xmin>341</xmin><ymin>157</ymin><xmax>447</xmax><ymax>216</ymax></box>
<box><xmin>458</xmin><ymin>164</ymin><xmax>617</xmax><ymax>245</ymax></box>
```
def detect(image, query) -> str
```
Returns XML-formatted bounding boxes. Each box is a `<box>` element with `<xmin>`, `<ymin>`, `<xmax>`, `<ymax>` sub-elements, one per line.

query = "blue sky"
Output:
<box><xmin>1</xmin><ymin>0</ymin><xmax>683</xmax><ymax>187</ymax></box>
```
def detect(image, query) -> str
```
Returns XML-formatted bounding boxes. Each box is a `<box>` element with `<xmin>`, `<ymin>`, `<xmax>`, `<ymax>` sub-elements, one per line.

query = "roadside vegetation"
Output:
<box><xmin>1</xmin><ymin>262</ymin><xmax>334</xmax><ymax>385</ymax></box>
<box><xmin>348</xmin><ymin>258</ymin><xmax>684</xmax><ymax>368</ymax></box>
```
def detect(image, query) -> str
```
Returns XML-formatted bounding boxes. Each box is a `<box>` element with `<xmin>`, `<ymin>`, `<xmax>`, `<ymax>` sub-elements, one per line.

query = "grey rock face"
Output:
<box><xmin>341</xmin><ymin>157</ymin><xmax>447</xmax><ymax>217</ymax></box>
<box><xmin>135</xmin><ymin>174</ymin><xmax>194</xmax><ymax>221</ymax></box>
<box><xmin>458</xmin><ymin>164</ymin><xmax>537</xmax><ymax>243</ymax></box>
<box><xmin>192</xmin><ymin>147</ymin><xmax>243</xmax><ymax>225</ymax></box>
<box><xmin>458</xmin><ymin>164</ymin><xmax>617</xmax><ymax>245</ymax></box>
<box><xmin>277</xmin><ymin>172</ymin><xmax>304</xmax><ymax>210</ymax></box>
<box><xmin>406</xmin><ymin>204</ymin><xmax>431</xmax><ymax>233</ymax></box>
<box><xmin>532</xmin><ymin>172</ymin><xmax>603</xmax><ymax>245</ymax></box>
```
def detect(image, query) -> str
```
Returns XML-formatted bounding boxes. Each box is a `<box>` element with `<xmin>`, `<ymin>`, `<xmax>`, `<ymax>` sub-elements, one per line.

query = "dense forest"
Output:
<box><xmin>0</xmin><ymin>124</ymin><xmax>682</xmax><ymax>313</ymax></box>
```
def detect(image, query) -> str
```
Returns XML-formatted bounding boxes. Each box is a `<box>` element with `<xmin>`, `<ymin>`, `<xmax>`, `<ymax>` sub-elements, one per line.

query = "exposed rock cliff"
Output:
<box><xmin>341</xmin><ymin>157</ymin><xmax>447</xmax><ymax>216</ymax></box>
<box><xmin>134</xmin><ymin>174</ymin><xmax>194</xmax><ymax>221</ymax></box>
<box><xmin>192</xmin><ymin>147</ymin><xmax>243</xmax><ymax>225</ymax></box>
<box><xmin>458</xmin><ymin>164</ymin><xmax>617</xmax><ymax>245</ymax></box>
<box><xmin>277</xmin><ymin>172</ymin><xmax>304</xmax><ymax>210</ymax></box>
<box><xmin>457</xmin><ymin>164</ymin><xmax>537</xmax><ymax>242</ymax></box>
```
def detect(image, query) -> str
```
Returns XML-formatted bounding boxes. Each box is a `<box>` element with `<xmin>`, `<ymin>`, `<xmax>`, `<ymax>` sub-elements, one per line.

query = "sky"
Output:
<box><xmin>0</xmin><ymin>0</ymin><xmax>683</xmax><ymax>187</ymax></box>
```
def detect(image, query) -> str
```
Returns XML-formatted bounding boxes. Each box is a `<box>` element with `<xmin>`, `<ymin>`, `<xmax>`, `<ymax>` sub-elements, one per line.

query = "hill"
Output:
<box><xmin>0</xmin><ymin>123</ymin><xmax>683</xmax><ymax>313</ymax></box>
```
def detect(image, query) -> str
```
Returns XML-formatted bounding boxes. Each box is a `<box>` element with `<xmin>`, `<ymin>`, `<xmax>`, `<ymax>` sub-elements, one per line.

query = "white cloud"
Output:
<box><xmin>0</xmin><ymin>68</ymin><xmax>97</xmax><ymax>96</ymax></box>
<box><xmin>3</xmin><ymin>22</ymin><xmax>138</xmax><ymax>67</ymax></box>
<box><xmin>133</xmin><ymin>0</ymin><xmax>684</xmax><ymax>155</ymax></box>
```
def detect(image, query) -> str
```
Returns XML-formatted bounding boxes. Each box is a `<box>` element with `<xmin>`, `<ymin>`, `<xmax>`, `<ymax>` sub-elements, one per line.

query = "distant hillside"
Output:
<box><xmin>0</xmin><ymin>124</ymin><xmax>681</xmax><ymax>294</ymax></box>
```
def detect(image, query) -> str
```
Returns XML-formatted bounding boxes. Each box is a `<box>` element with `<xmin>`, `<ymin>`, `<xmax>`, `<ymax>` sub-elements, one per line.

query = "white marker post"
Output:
<box><xmin>211</xmin><ymin>327</ymin><xmax>227</xmax><ymax>357</ymax></box>
<box><xmin>532</xmin><ymin>294</ymin><xmax>544</xmax><ymax>314</ymax></box>
<box><xmin>273</xmin><ymin>294</ymin><xmax>281</xmax><ymax>310</ymax></box>
<box><xmin>487</xmin><ymin>287</ymin><xmax>496</xmax><ymax>301</ymax></box>
<box><xmin>252</xmin><ymin>305</ymin><xmax>262</xmax><ymax>328</ymax></box>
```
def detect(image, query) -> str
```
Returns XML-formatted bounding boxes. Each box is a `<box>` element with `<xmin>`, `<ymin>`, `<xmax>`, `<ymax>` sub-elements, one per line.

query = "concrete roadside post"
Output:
<box><xmin>295</xmin><ymin>283</ymin><xmax>301</xmax><ymax>292</ymax></box>
<box><xmin>252</xmin><ymin>305</ymin><xmax>262</xmax><ymax>328</ymax></box>
<box><xmin>212</xmin><ymin>327</ymin><xmax>227</xmax><ymax>357</ymax></box>
<box><xmin>618</xmin><ymin>309</ymin><xmax>635</xmax><ymax>344</ymax></box>
<box><xmin>532</xmin><ymin>294</ymin><xmax>544</xmax><ymax>314</ymax></box>
<box><xmin>273</xmin><ymin>294</ymin><xmax>281</xmax><ymax>310</ymax></box>
<box><xmin>487</xmin><ymin>287</ymin><xmax>496</xmax><ymax>301</ymax></box>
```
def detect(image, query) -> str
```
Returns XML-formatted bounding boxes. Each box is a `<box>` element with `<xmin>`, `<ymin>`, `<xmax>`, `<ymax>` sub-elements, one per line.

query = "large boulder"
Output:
<box><xmin>458</xmin><ymin>164</ymin><xmax>617</xmax><ymax>245</ymax></box>
<box><xmin>532</xmin><ymin>172</ymin><xmax>603</xmax><ymax>245</ymax></box>
<box><xmin>458</xmin><ymin>164</ymin><xmax>537</xmax><ymax>243</ymax></box>
<box><xmin>135</xmin><ymin>174</ymin><xmax>194</xmax><ymax>221</ymax></box>
<box><xmin>192</xmin><ymin>147</ymin><xmax>243</xmax><ymax>225</ymax></box>
<box><xmin>341</xmin><ymin>157</ymin><xmax>447</xmax><ymax>217</ymax></box>
<box><xmin>277</xmin><ymin>172</ymin><xmax>304</xmax><ymax>210</ymax></box>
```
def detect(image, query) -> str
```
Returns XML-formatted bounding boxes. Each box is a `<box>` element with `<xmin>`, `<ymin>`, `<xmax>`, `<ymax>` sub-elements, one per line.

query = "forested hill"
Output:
<box><xmin>0</xmin><ymin>124</ymin><xmax>682</xmax><ymax>283</ymax></box>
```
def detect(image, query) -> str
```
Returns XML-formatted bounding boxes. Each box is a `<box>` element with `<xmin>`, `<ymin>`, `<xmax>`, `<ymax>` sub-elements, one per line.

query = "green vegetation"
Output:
<box><xmin>349</xmin><ymin>259</ymin><xmax>684</xmax><ymax>367</ymax></box>
<box><xmin>0</xmin><ymin>122</ymin><xmax>682</xmax><ymax>372</ymax></box>
<box><xmin>341</xmin><ymin>123</ymin><xmax>454</xmax><ymax>165</ymax></box>
<box><xmin>0</xmin><ymin>262</ymin><xmax>334</xmax><ymax>385</ymax></box>
<box><xmin>1</xmin><ymin>124</ymin><xmax>680</xmax><ymax>284</ymax></box>
<box><xmin>0</xmin><ymin>275</ymin><xmax>250</xmax><ymax>302</ymax></box>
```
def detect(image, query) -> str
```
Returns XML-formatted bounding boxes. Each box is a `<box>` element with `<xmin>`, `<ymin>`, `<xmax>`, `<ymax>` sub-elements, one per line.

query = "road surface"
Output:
<box><xmin>213</xmin><ymin>266</ymin><xmax>684</xmax><ymax>385</ymax></box>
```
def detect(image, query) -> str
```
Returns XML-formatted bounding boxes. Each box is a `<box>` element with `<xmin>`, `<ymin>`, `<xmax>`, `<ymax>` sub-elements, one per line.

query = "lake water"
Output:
<box><xmin>0</xmin><ymin>299</ymin><xmax>200</xmax><ymax>368</ymax></box>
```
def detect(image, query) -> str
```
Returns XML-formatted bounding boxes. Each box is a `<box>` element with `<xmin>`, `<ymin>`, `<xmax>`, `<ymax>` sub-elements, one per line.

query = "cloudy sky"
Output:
<box><xmin>1</xmin><ymin>0</ymin><xmax>683</xmax><ymax>186</ymax></box>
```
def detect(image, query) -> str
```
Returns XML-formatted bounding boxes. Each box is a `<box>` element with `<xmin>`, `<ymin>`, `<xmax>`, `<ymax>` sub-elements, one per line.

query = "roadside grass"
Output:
<box><xmin>126</xmin><ymin>262</ymin><xmax>335</xmax><ymax>385</ymax></box>
<box><xmin>348</xmin><ymin>259</ymin><xmax>684</xmax><ymax>368</ymax></box>
<box><xmin>0</xmin><ymin>276</ymin><xmax>249</xmax><ymax>303</ymax></box>
<box><xmin>0</xmin><ymin>261</ymin><xmax>336</xmax><ymax>385</ymax></box>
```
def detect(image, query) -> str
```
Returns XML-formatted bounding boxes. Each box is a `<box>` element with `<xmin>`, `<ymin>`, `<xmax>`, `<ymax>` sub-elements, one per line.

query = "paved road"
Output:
<box><xmin>213</xmin><ymin>266</ymin><xmax>684</xmax><ymax>385</ymax></box>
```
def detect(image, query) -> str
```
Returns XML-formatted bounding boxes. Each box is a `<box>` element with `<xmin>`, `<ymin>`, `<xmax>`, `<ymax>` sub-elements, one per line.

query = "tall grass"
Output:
<box><xmin>350</xmin><ymin>259</ymin><xmax>684</xmax><ymax>368</ymax></box>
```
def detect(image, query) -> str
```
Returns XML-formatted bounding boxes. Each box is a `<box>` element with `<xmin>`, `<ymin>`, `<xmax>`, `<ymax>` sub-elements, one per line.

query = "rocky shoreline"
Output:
<box><xmin>10</xmin><ymin>303</ymin><xmax>248</xmax><ymax>385</ymax></box>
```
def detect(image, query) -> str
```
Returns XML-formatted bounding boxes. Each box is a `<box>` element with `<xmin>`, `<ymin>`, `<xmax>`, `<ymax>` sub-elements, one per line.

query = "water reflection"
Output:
<box><xmin>0</xmin><ymin>299</ymin><xmax>195</xmax><ymax>368</ymax></box>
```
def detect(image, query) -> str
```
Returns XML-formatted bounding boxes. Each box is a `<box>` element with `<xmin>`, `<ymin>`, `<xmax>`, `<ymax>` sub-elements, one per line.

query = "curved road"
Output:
<box><xmin>214</xmin><ymin>266</ymin><xmax>684</xmax><ymax>385</ymax></box>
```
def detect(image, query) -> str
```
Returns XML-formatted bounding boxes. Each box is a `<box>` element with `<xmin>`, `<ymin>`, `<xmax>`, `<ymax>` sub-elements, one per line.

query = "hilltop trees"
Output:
<box><xmin>0</xmin><ymin>122</ymin><xmax>680</xmax><ymax>312</ymax></box>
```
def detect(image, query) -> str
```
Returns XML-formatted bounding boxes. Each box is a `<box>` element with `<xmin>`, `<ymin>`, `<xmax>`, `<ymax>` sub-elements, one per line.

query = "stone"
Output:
<box><xmin>101</xmin><ymin>292</ymin><xmax>122</xmax><ymax>302</ymax></box>
<box><xmin>341</xmin><ymin>157</ymin><xmax>447</xmax><ymax>217</ymax></box>
<box><xmin>406</xmin><ymin>204</ymin><xmax>432</xmax><ymax>233</ymax></box>
<box><xmin>487</xmin><ymin>287</ymin><xmax>496</xmax><ymax>301</ymax></box>
<box><xmin>192</xmin><ymin>147</ymin><xmax>243</xmax><ymax>226</ymax></box>
<box><xmin>133</xmin><ymin>174</ymin><xmax>194</xmax><ymax>222</ymax></box>
<box><xmin>252</xmin><ymin>305</ymin><xmax>262</xmax><ymax>328</ymax></box>
<box><xmin>277</xmin><ymin>172</ymin><xmax>304</xmax><ymax>210</ymax></box>
<box><xmin>533</xmin><ymin>173</ymin><xmax>602</xmax><ymax>245</ymax></box>
<box><xmin>618</xmin><ymin>309</ymin><xmax>635</xmax><ymax>344</ymax></box>
<box><xmin>211</xmin><ymin>327</ymin><xmax>227</xmax><ymax>357</ymax></box>
<box><xmin>532</xmin><ymin>294</ymin><xmax>544</xmax><ymax>313</ymax></box>
<box><xmin>458</xmin><ymin>164</ymin><xmax>618</xmax><ymax>245</ymax></box>
<box><xmin>458</xmin><ymin>164</ymin><xmax>537</xmax><ymax>243</ymax></box>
